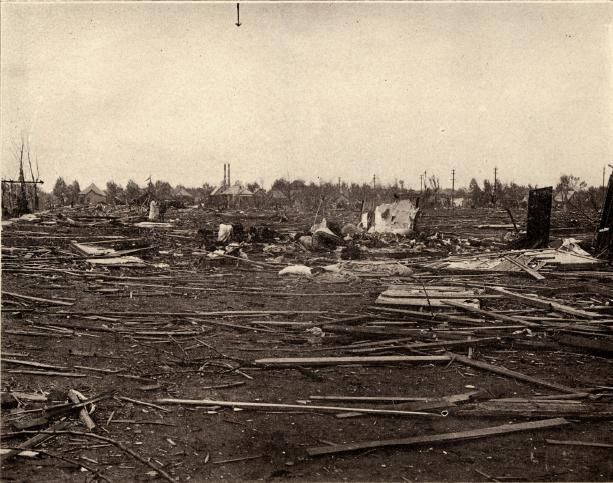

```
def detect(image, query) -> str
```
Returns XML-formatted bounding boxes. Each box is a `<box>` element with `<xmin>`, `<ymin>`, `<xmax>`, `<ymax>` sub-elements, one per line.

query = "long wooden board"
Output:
<box><xmin>307</xmin><ymin>418</ymin><xmax>569</xmax><ymax>456</ymax></box>
<box><xmin>253</xmin><ymin>355</ymin><xmax>450</xmax><ymax>367</ymax></box>
<box><xmin>447</xmin><ymin>352</ymin><xmax>577</xmax><ymax>393</ymax></box>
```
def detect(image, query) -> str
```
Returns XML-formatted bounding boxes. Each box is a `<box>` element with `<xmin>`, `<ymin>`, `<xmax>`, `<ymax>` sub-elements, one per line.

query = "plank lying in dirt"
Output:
<box><xmin>306</xmin><ymin>418</ymin><xmax>570</xmax><ymax>456</ymax></box>
<box><xmin>253</xmin><ymin>355</ymin><xmax>450</xmax><ymax>367</ymax></box>
<box><xmin>349</xmin><ymin>337</ymin><xmax>501</xmax><ymax>354</ymax></box>
<box><xmin>503</xmin><ymin>256</ymin><xmax>546</xmax><ymax>280</ymax></box>
<box><xmin>545</xmin><ymin>439</ymin><xmax>613</xmax><ymax>448</ymax></box>
<box><xmin>555</xmin><ymin>334</ymin><xmax>613</xmax><ymax>354</ymax></box>
<box><xmin>1</xmin><ymin>421</ymin><xmax>70</xmax><ymax>461</ymax></box>
<box><xmin>442</xmin><ymin>300</ymin><xmax>539</xmax><ymax>328</ymax></box>
<box><xmin>455</xmin><ymin>400</ymin><xmax>613</xmax><ymax>419</ymax></box>
<box><xmin>155</xmin><ymin>398</ymin><xmax>444</xmax><ymax>418</ymax></box>
<box><xmin>490</xmin><ymin>287</ymin><xmax>599</xmax><ymax>319</ymax></box>
<box><xmin>447</xmin><ymin>352</ymin><xmax>577</xmax><ymax>393</ymax></box>
<box><xmin>308</xmin><ymin>391</ymin><xmax>482</xmax><ymax>405</ymax></box>
<box><xmin>1</xmin><ymin>291</ymin><xmax>74</xmax><ymax>306</ymax></box>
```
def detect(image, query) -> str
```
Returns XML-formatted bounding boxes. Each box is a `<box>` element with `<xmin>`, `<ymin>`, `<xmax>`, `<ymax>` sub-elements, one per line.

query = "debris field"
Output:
<box><xmin>1</xmin><ymin>202</ymin><xmax>612</xmax><ymax>482</ymax></box>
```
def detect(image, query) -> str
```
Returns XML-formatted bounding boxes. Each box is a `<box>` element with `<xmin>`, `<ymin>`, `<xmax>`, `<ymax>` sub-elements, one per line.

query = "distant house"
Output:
<box><xmin>173</xmin><ymin>187</ymin><xmax>194</xmax><ymax>203</ymax></box>
<box><xmin>79</xmin><ymin>183</ymin><xmax>106</xmax><ymax>205</ymax></box>
<box><xmin>209</xmin><ymin>184</ymin><xmax>254</xmax><ymax>208</ymax></box>
<box><xmin>268</xmin><ymin>189</ymin><xmax>289</xmax><ymax>207</ymax></box>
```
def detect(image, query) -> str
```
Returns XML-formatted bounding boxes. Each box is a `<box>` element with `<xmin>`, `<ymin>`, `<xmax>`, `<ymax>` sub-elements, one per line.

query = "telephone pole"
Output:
<box><xmin>372</xmin><ymin>174</ymin><xmax>376</xmax><ymax>190</ymax></box>
<box><xmin>420</xmin><ymin>174</ymin><xmax>424</xmax><ymax>193</ymax></box>
<box><xmin>451</xmin><ymin>168</ymin><xmax>456</xmax><ymax>209</ymax></box>
<box><xmin>493</xmin><ymin>167</ymin><xmax>498</xmax><ymax>205</ymax></box>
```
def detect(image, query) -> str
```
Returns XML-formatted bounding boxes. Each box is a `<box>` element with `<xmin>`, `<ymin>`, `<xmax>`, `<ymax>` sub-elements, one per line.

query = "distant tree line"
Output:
<box><xmin>36</xmin><ymin>173</ymin><xmax>607</xmax><ymax>217</ymax></box>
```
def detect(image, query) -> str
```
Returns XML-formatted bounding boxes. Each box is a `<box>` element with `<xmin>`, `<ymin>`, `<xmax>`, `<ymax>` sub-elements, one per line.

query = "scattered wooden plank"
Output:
<box><xmin>1</xmin><ymin>359</ymin><xmax>68</xmax><ymax>370</ymax></box>
<box><xmin>308</xmin><ymin>395</ymin><xmax>432</xmax><ymax>403</ymax></box>
<box><xmin>545</xmin><ymin>439</ymin><xmax>613</xmax><ymax>449</ymax></box>
<box><xmin>442</xmin><ymin>300</ymin><xmax>539</xmax><ymax>328</ymax></box>
<box><xmin>306</xmin><ymin>418</ymin><xmax>570</xmax><ymax>456</ymax></box>
<box><xmin>0</xmin><ymin>421</ymin><xmax>70</xmax><ymax>461</ymax></box>
<box><xmin>455</xmin><ymin>400</ymin><xmax>613</xmax><ymax>418</ymax></box>
<box><xmin>155</xmin><ymin>398</ymin><xmax>444</xmax><ymax>418</ymax></box>
<box><xmin>2</xmin><ymin>291</ymin><xmax>74</xmax><ymax>306</ymax></box>
<box><xmin>212</xmin><ymin>454</ymin><xmax>264</xmax><ymax>464</ymax></box>
<box><xmin>6</xmin><ymin>370</ymin><xmax>88</xmax><ymax>377</ymax></box>
<box><xmin>349</xmin><ymin>337</ymin><xmax>501</xmax><ymax>354</ymax></box>
<box><xmin>254</xmin><ymin>355</ymin><xmax>450</xmax><ymax>367</ymax></box>
<box><xmin>67</xmin><ymin>389</ymin><xmax>96</xmax><ymax>431</ymax></box>
<box><xmin>118</xmin><ymin>396</ymin><xmax>170</xmax><ymax>413</ymax></box>
<box><xmin>556</xmin><ymin>334</ymin><xmax>613</xmax><ymax>354</ymax></box>
<box><xmin>490</xmin><ymin>287</ymin><xmax>599</xmax><ymax>320</ymax></box>
<box><xmin>447</xmin><ymin>352</ymin><xmax>577</xmax><ymax>394</ymax></box>
<box><xmin>503</xmin><ymin>256</ymin><xmax>545</xmax><ymax>280</ymax></box>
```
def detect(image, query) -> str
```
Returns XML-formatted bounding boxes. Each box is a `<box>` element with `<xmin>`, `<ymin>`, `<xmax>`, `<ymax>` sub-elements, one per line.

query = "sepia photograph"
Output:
<box><xmin>1</xmin><ymin>1</ymin><xmax>612</xmax><ymax>481</ymax></box>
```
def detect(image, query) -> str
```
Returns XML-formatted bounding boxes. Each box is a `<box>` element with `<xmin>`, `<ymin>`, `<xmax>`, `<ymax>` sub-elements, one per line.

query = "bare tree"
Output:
<box><xmin>14</xmin><ymin>138</ymin><xmax>30</xmax><ymax>215</ymax></box>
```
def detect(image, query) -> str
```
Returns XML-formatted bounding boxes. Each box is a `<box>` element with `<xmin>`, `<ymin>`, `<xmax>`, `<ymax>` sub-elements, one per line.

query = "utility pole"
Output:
<box><xmin>493</xmin><ymin>166</ymin><xmax>498</xmax><ymax>205</ymax></box>
<box><xmin>451</xmin><ymin>168</ymin><xmax>455</xmax><ymax>209</ymax></box>
<box><xmin>372</xmin><ymin>174</ymin><xmax>376</xmax><ymax>190</ymax></box>
<box><xmin>420</xmin><ymin>174</ymin><xmax>423</xmax><ymax>193</ymax></box>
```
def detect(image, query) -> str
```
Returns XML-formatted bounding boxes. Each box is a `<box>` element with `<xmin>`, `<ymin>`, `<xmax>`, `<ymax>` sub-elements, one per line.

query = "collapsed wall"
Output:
<box><xmin>360</xmin><ymin>199</ymin><xmax>419</xmax><ymax>235</ymax></box>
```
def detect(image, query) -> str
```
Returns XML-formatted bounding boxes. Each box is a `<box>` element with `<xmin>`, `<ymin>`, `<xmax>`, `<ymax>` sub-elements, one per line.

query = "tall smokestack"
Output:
<box><xmin>228</xmin><ymin>164</ymin><xmax>231</xmax><ymax>186</ymax></box>
<box><xmin>224</xmin><ymin>164</ymin><xmax>227</xmax><ymax>187</ymax></box>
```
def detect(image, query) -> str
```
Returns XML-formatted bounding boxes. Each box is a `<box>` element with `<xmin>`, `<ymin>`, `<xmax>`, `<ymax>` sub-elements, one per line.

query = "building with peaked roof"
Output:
<box><xmin>209</xmin><ymin>184</ymin><xmax>254</xmax><ymax>208</ymax></box>
<box><xmin>79</xmin><ymin>183</ymin><xmax>106</xmax><ymax>205</ymax></box>
<box><xmin>173</xmin><ymin>187</ymin><xmax>194</xmax><ymax>201</ymax></box>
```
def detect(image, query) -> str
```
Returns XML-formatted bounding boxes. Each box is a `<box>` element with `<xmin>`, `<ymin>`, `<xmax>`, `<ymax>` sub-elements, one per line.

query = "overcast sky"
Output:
<box><xmin>1</xmin><ymin>2</ymin><xmax>611</xmax><ymax>191</ymax></box>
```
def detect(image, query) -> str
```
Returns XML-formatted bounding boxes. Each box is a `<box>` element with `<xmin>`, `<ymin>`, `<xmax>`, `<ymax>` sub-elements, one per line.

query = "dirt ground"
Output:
<box><xmin>1</xmin><ymin>206</ymin><xmax>612</xmax><ymax>482</ymax></box>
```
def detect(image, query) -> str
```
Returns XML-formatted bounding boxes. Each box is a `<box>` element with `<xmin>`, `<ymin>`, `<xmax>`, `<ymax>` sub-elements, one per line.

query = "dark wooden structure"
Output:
<box><xmin>526</xmin><ymin>187</ymin><xmax>552</xmax><ymax>248</ymax></box>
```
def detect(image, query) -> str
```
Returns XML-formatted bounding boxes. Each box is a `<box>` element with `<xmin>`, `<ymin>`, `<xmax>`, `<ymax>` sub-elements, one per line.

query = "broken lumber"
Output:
<box><xmin>490</xmin><ymin>287</ymin><xmax>599</xmax><ymax>319</ymax></box>
<box><xmin>308</xmin><ymin>392</ymin><xmax>482</xmax><ymax>405</ymax></box>
<box><xmin>6</xmin><ymin>370</ymin><xmax>88</xmax><ymax>377</ymax></box>
<box><xmin>67</xmin><ymin>389</ymin><xmax>95</xmax><ymax>430</ymax></box>
<box><xmin>155</xmin><ymin>398</ymin><xmax>444</xmax><ymax>418</ymax></box>
<box><xmin>306</xmin><ymin>418</ymin><xmax>570</xmax><ymax>456</ymax></box>
<box><xmin>349</xmin><ymin>336</ymin><xmax>500</xmax><ymax>354</ymax></box>
<box><xmin>447</xmin><ymin>352</ymin><xmax>577</xmax><ymax>393</ymax></box>
<box><xmin>2</xmin><ymin>291</ymin><xmax>74</xmax><ymax>306</ymax></box>
<box><xmin>1</xmin><ymin>359</ymin><xmax>68</xmax><ymax>370</ymax></box>
<box><xmin>253</xmin><ymin>355</ymin><xmax>450</xmax><ymax>367</ymax></box>
<box><xmin>503</xmin><ymin>256</ymin><xmax>545</xmax><ymax>280</ymax></box>
<box><xmin>1</xmin><ymin>421</ymin><xmax>70</xmax><ymax>461</ymax></box>
<box><xmin>455</xmin><ymin>400</ymin><xmax>613</xmax><ymax>418</ymax></box>
<box><xmin>556</xmin><ymin>334</ymin><xmax>613</xmax><ymax>355</ymax></box>
<box><xmin>545</xmin><ymin>439</ymin><xmax>613</xmax><ymax>449</ymax></box>
<box><xmin>442</xmin><ymin>300</ymin><xmax>539</xmax><ymax>328</ymax></box>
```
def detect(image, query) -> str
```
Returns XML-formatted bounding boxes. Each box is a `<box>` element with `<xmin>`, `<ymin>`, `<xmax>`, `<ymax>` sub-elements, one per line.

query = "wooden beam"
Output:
<box><xmin>253</xmin><ymin>355</ymin><xmax>450</xmax><ymax>367</ymax></box>
<box><xmin>2</xmin><ymin>291</ymin><xmax>74</xmax><ymax>306</ymax></box>
<box><xmin>503</xmin><ymin>256</ymin><xmax>545</xmax><ymax>280</ymax></box>
<box><xmin>306</xmin><ymin>418</ymin><xmax>570</xmax><ymax>456</ymax></box>
<box><xmin>442</xmin><ymin>300</ymin><xmax>539</xmax><ymax>327</ymax></box>
<box><xmin>155</xmin><ymin>398</ymin><xmax>443</xmax><ymax>418</ymax></box>
<box><xmin>490</xmin><ymin>287</ymin><xmax>598</xmax><ymax>319</ymax></box>
<box><xmin>349</xmin><ymin>337</ymin><xmax>500</xmax><ymax>354</ymax></box>
<box><xmin>546</xmin><ymin>439</ymin><xmax>613</xmax><ymax>449</ymax></box>
<box><xmin>447</xmin><ymin>352</ymin><xmax>577</xmax><ymax>393</ymax></box>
